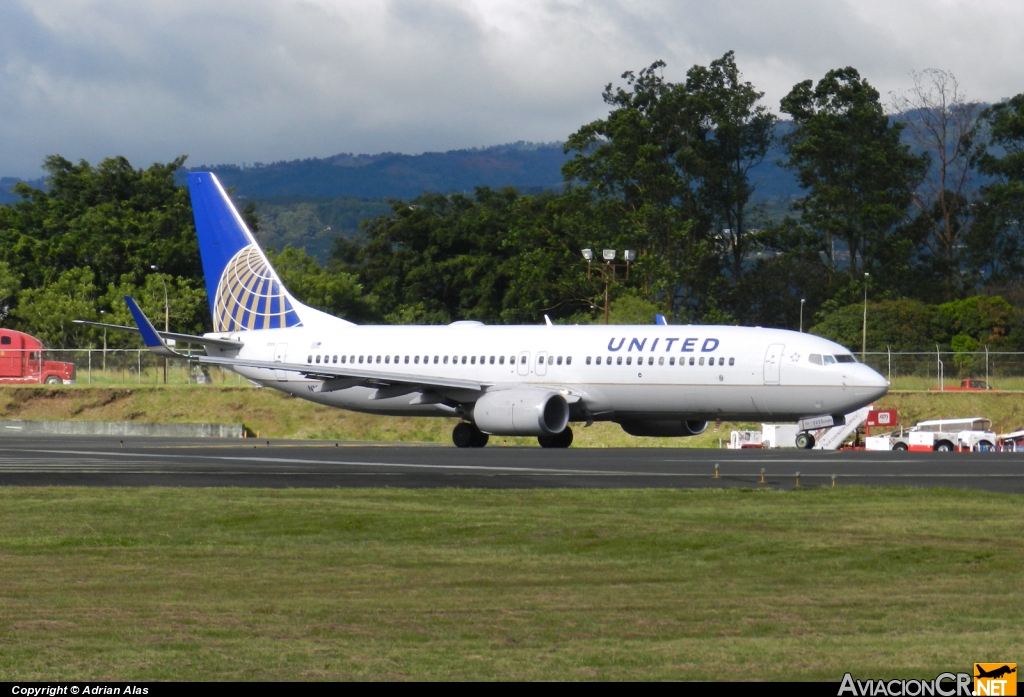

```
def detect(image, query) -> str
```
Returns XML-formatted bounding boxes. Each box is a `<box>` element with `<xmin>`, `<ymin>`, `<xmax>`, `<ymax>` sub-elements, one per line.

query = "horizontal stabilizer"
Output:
<box><xmin>72</xmin><ymin>319</ymin><xmax>243</xmax><ymax>351</ymax></box>
<box><xmin>123</xmin><ymin>296</ymin><xmax>183</xmax><ymax>358</ymax></box>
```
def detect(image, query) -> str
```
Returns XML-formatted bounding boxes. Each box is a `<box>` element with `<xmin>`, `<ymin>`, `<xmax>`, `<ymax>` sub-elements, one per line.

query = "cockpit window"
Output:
<box><xmin>834</xmin><ymin>354</ymin><xmax>857</xmax><ymax>363</ymax></box>
<box><xmin>823</xmin><ymin>355</ymin><xmax>837</xmax><ymax>365</ymax></box>
<box><xmin>809</xmin><ymin>354</ymin><xmax>823</xmax><ymax>365</ymax></box>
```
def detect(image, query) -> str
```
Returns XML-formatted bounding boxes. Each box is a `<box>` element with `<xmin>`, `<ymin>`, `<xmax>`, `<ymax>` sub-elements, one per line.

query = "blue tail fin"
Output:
<box><xmin>188</xmin><ymin>172</ymin><xmax>303</xmax><ymax>332</ymax></box>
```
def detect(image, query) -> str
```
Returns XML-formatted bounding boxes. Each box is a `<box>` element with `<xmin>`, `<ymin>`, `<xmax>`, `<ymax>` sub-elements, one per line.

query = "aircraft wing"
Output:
<box><xmin>197</xmin><ymin>354</ymin><xmax>485</xmax><ymax>392</ymax></box>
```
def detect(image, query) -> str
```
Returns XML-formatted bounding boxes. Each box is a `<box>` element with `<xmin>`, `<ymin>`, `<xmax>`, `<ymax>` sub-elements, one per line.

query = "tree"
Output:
<box><xmin>779</xmin><ymin>68</ymin><xmax>928</xmax><ymax>296</ymax></box>
<box><xmin>266</xmin><ymin>246</ymin><xmax>377</xmax><ymax>323</ymax></box>
<box><xmin>969</xmin><ymin>94</ymin><xmax>1024</xmax><ymax>286</ymax></box>
<box><xmin>890</xmin><ymin>69</ymin><xmax>981</xmax><ymax>297</ymax></box>
<box><xmin>684</xmin><ymin>51</ymin><xmax>776</xmax><ymax>286</ymax></box>
<box><xmin>12</xmin><ymin>267</ymin><xmax>98</xmax><ymax>347</ymax></box>
<box><xmin>562</xmin><ymin>60</ymin><xmax>708</xmax><ymax>319</ymax></box>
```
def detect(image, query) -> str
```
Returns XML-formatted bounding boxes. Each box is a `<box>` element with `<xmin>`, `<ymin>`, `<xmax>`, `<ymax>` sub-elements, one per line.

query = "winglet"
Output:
<box><xmin>655</xmin><ymin>314</ymin><xmax>668</xmax><ymax>325</ymax></box>
<box><xmin>124</xmin><ymin>296</ymin><xmax>181</xmax><ymax>358</ymax></box>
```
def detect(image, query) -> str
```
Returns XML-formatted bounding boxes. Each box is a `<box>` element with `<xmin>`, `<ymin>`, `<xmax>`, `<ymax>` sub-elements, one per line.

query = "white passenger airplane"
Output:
<box><xmin>91</xmin><ymin>172</ymin><xmax>889</xmax><ymax>449</ymax></box>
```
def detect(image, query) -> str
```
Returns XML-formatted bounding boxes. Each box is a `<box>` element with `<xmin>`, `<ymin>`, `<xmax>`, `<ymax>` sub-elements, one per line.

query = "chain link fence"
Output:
<box><xmin>22</xmin><ymin>349</ymin><xmax>248</xmax><ymax>386</ymax></box>
<box><xmin>863</xmin><ymin>350</ymin><xmax>1024</xmax><ymax>390</ymax></box>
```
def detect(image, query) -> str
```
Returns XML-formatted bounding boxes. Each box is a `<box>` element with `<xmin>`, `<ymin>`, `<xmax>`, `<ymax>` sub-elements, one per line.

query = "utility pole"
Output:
<box><xmin>582</xmin><ymin>248</ymin><xmax>634</xmax><ymax>324</ymax></box>
<box><xmin>862</xmin><ymin>273</ymin><xmax>870</xmax><ymax>361</ymax></box>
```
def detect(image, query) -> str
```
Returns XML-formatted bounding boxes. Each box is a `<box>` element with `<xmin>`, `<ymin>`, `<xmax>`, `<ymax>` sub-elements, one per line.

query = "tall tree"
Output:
<box><xmin>779</xmin><ymin>68</ymin><xmax>928</xmax><ymax>295</ymax></box>
<box><xmin>969</xmin><ymin>94</ymin><xmax>1024</xmax><ymax>286</ymax></box>
<box><xmin>890</xmin><ymin>69</ymin><xmax>981</xmax><ymax>297</ymax></box>
<box><xmin>684</xmin><ymin>51</ymin><xmax>776</xmax><ymax>286</ymax></box>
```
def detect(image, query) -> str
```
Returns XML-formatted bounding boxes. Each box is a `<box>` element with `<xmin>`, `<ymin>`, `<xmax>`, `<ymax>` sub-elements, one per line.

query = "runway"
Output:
<box><xmin>1</xmin><ymin>434</ymin><xmax>1023</xmax><ymax>491</ymax></box>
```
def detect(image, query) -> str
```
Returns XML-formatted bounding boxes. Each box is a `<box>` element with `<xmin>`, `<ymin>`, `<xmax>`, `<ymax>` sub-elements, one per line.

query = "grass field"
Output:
<box><xmin>0</xmin><ymin>486</ymin><xmax>1020</xmax><ymax>680</ymax></box>
<box><xmin>2</xmin><ymin>384</ymin><xmax>1024</xmax><ymax>445</ymax></box>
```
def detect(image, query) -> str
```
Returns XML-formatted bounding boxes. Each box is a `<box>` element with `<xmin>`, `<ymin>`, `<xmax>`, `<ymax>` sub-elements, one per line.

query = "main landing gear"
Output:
<box><xmin>452</xmin><ymin>422</ymin><xmax>489</xmax><ymax>448</ymax></box>
<box><xmin>538</xmin><ymin>427</ymin><xmax>573</xmax><ymax>449</ymax></box>
<box><xmin>795</xmin><ymin>432</ymin><xmax>816</xmax><ymax>450</ymax></box>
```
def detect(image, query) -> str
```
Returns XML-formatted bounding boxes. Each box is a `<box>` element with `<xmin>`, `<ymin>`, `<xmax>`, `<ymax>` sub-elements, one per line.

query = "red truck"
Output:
<box><xmin>931</xmin><ymin>379</ymin><xmax>995</xmax><ymax>391</ymax></box>
<box><xmin>0</xmin><ymin>328</ymin><xmax>76</xmax><ymax>384</ymax></box>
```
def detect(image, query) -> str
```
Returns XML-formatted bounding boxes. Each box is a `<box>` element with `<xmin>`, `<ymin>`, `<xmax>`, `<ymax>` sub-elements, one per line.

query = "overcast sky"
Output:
<box><xmin>1</xmin><ymin>0</ymin><xmax>1021</xmax><ymax>178</ymax></box>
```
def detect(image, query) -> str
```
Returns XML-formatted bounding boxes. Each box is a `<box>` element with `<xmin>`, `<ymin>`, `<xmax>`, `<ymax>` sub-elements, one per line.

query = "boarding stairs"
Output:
<box><xmin>811</xmin><ymin>406</ymin><xmax>872</xmax><ymax>450</ymax></box>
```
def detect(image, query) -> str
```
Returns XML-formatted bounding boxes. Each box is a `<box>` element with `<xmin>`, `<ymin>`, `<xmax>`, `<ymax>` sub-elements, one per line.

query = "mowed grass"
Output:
<box><xmin>1</xmin><ymin>487</ymin><xmax>1022</xmax><ymax>680</ymax></box>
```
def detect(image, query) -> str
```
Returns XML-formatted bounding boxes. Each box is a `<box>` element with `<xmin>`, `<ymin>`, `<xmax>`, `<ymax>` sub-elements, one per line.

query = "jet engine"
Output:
<box><xmin>617</xmin><ymin>420</ymin><xmax>709</xmax><ymax>437</ymax></box>
<box><xmin>472</xmin><ymin>389</ymin><xmax>570</xmax><ymax>436</ymax></box>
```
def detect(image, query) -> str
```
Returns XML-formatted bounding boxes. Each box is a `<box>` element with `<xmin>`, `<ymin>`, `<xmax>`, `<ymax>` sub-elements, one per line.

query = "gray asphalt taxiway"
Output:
<box><xmin>1</xmin><ymin>433</ymin><xmax>1023</xmax><ymax>491</ymax></box>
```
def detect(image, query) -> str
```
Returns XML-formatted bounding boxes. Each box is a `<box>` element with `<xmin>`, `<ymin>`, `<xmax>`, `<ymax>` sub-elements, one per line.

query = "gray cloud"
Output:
<box><xmin>1</xmin><ymin>0</ymin><xmax>1021</xmax><ymax>177</ymax></box>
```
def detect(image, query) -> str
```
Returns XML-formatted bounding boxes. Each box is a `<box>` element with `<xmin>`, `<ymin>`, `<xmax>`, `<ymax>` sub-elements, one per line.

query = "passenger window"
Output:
<box><xmin>557</xmin><ymin>356</ymin><xmax>563</xmax><ymax>365</ymax></box>
<box><xmin>376</xmin><ymin>356</ymin><xmax>381</xmax><ymax>364</ymax></box>
<box><xmin>443</xmin><ymin>356</ymin><xmax>449</xmax><ymax>364</ymax></box>
<box><xmin>548</xmin><ymin>356</ymin><xmax>554</xmax><ymax>365</ymax></box>
<box><xmin>699</xmin><ymin>357</ymin><xmax>704</xmax><ymax>366</ymax></box>
<box><xmin>471</xmin><ymin>356</ymin><xmax>477</xmax><ymax>365</ymax></box>
<box><xmin>434</xmin><ymin>356</ymin><xmax>439</xmax><ymax>364</ymax></box>
<box><xmin>728</xmin><ymin>357</ymin><xmax>735</xmax><ymax>366</ymax></box>
<box><xmin>404</xmin><ymin>356</ymin><xmax>409</xmax><ymax>364</ymax></box>
<box><xmin>566</xmin><ymin>357</ymin><xmax>572</xmax><ymax>365</ymax></box>
<box><xmin>461</xmin><ymin>356</ymin><xmax>467</xmax><ymax>365</ymax></box>
<box><xmin>350</xmin><ymin>356</ymin><xmax>355</xmax><ymax>363</ymax></box>
<box><xmin>669</xmin><ymin>357</ymin><xmax>675</xmax><ymax>366</ymax></box>
<box><xmin>809</xmin><ymin>354</ymin><xmax>823</xmax><ymax>365</ymax></box>
<box><xmin>385</xmin><ymin>356</ymin><xmax>390</xmax><ymax>364</ymax></box>
<box><xmin>626</xmin><ymin>357</ymin><xmax>632</xmax><ymax>365</ymax></box>
<box><xmin>489</xmin><ymin>356</ymin><xmax>495</xmax><ymax>364</ymax></box>
<box><xmin>595</xmin><ymin>356</ymin><xmax>601</xmax><ymax>365</ymax></box>
<box><xmin>316</xmin><ymin>355</ymin><xmax>321</xmax><ymax>363</ymax></box>
<box><xmin>587</xmin><ymin>357</ymin><xmax>592</xmax><ymax>365</ymax></box>
<box><xmin>480</xmin><ymin>356</ymin><xmax>485</xmax><ymax>364</ymax></box>
<box><xmin>394</xmin><ymin>356</ymin><xmax>399</xmax><ymax>363</ymax></box>
<box><xmin>617</xmin><ymin>357</ymin><xmax>622</xmax><ymax>365</ymax></box>
<box><xmin>520</xmin><ymin>356</ymin><xmax>526</xmax><ymax>364</ymax></box>
<box><xmin>538</xmin><ymin>356</ymin><xmax>543</xmax><ymax>365</ymax></box>
<box><xmin>719</xmin><ymin>357</ymin><xmax>724</xmax><ymax>366</ymax></box>
<box><xmin>647</xmin><ymin>357</ymin><xmax>653</xmax><ymax>366</ymax></box>
<box><xmin>307</xmin><ymin>355</ymin><xmax>312</xmax><ymax>363</ymax></box>
<box><xmin>689</xmin><ymin>357</ymin><xmax>695</xmax><ymax>366</ymax></box>
<box><xmin>341</xmin><ymin>356</ymin><xmax>346</xmax><ymax>364</ymax></box>
<box><xmin>414</xmin><ymin>356</ymin><xmax>419</xmax><ymax>364</ymax></box>
<box><xmin>499</xmin><ymin>356</ymin><xmax>505</xmax><ymax>365</ymax></box>
<box><xmin>823</xmin><ymin>355</ymin><xmax>837</xmax><ymax>365</ymax></box>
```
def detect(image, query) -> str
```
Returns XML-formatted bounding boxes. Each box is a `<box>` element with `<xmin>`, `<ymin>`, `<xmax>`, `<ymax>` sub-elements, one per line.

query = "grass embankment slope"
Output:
<box><xmin>1</xmin><ymin>385</ymin><xmax>1023</xmax><ymax>444</ymax></box>
<box><xmin>1</xmin><ymin>487</ymin><xmax>1021</xmax><ymax>681</ymax></box>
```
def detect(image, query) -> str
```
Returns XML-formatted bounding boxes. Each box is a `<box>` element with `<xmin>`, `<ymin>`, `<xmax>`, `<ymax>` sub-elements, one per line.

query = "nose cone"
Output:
<box><xmin>852</xmin><ymin>364</ymin><xmax>889</xmax><ymax>401</ymax></box>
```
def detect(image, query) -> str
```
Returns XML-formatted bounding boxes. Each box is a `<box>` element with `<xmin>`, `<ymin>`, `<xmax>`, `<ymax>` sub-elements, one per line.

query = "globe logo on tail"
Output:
<box><xmin>213</xmin><ymin>245</ymin><xmax>301</xmax><ymax>332</ymax></box>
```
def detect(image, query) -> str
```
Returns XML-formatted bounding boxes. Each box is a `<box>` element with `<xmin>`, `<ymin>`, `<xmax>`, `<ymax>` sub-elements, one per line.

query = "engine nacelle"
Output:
<box><xmin>617</xmin><ymin>420</ymin><xmax>709</xmax><ymax>438</ymax></box>
<box><xmin>473</xmin><ymin>389</ymin><xmax>570</xmax><ymax>436</ymax></box>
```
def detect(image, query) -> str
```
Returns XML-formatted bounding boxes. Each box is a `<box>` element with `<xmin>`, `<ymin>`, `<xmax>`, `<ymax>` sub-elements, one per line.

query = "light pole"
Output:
<box><xmin>582</xmin><ymin>248</ymin><xmax>634</xmax><ymax>324</ymax></box>
<box><xmin>99</xmin><ymin>310</ymin><xmax>107</xmax><ymax>373</ymax></box>
<box><xmin>151</xmin><ymin>265</ymin><xmax>169</xmax><ymax>384</ymax></box>
<box><xmin>799</xmin><ymin>298</ymin><xmax>805</xmax><ymax>333</ymax></box>
<box><xmin>861</xmin><ymin>272</ymin><xmax>870</xmax><ymax>362</ymax></box>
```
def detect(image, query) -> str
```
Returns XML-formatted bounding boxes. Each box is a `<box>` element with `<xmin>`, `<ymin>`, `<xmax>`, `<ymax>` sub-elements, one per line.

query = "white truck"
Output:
<box><xmin>866</xmin><ymin>417</ymin><xmax>997</xmax><ymax>452</ymax></box>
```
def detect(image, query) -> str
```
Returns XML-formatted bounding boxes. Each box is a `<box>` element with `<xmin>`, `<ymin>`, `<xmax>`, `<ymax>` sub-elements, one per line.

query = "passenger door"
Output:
<box><xmin>763</xmin><ymin>344</ymin><xmax>784</xmax><ymax>384</ymax></box>
<box><xmin>536</xmin><ymin>351</ymin><xmax>548</xmax><ymax>376</ymax></box>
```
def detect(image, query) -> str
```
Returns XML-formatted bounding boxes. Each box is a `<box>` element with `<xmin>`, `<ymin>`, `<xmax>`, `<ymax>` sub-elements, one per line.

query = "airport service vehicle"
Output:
<box><xmin>931</xmin><ymin>379</ymin><xmax>995</xmax><ymax>391</ymax></box>
<box><xmin>80</xmin><ymin>172</ymin><xmax>889</xmax><ymax>448</ymax></box>
<box><xmin>0</xmin><ymin>329</ymin><xmax>75</xmax><ymax>385</ymax></box>
<box><xmin>867</xmin><ymin>417</ymin><xmax>996</xmax><ymax>452</ymax></box>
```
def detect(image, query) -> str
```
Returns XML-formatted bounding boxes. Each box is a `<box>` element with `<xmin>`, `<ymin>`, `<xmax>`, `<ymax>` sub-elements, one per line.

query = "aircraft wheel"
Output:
<box><xmin>795</xmin><ymin>432</ymin><xmax>815</xmax><ymax>450</ymax></box>
<box><xmin>538</xmin><ymin>427</ymin><xmax>573</xmax><ymax>449</ymax></box>
<box><xmin>453</xmin><ymin>422</ymin><xmax>488</xmax><ymax>448</ymax></box>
